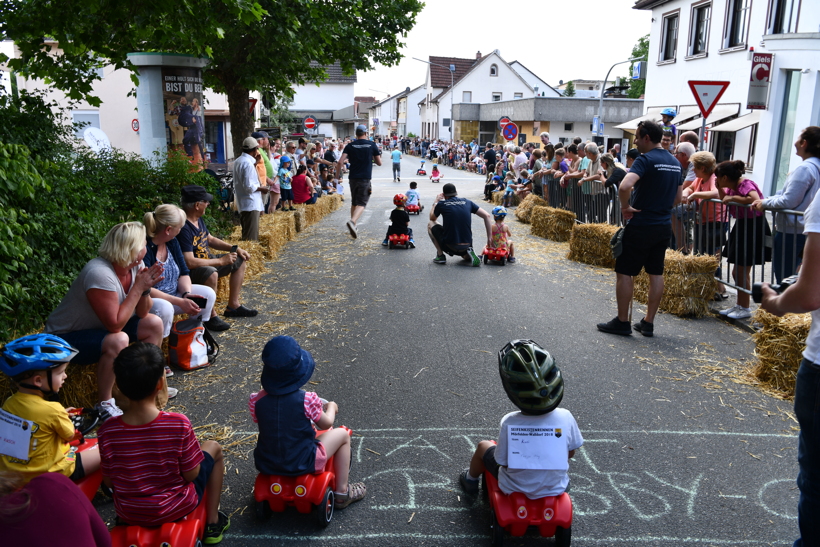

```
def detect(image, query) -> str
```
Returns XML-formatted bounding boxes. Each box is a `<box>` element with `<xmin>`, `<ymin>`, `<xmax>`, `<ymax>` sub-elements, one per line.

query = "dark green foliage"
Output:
<box><xmin>563</xmin><ymin>81</ymin><xmax>576</xmax><ymax>97</ymax></box>
<box><xmin>0</xmin><ymin>91</ymin><xmax>232</xmax><ymax>341</ymax></box>
<box><xmin>627</xmin><ymin>35</ymin><xmax>649</xmax><ymax>99</ymax></box>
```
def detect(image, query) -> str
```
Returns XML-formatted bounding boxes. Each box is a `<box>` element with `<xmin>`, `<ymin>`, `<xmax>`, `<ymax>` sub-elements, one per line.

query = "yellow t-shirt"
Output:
<box><xmin>1</xmin><ymin>392</ymin><xmax>75</xmax><ymax>482</ymax></box>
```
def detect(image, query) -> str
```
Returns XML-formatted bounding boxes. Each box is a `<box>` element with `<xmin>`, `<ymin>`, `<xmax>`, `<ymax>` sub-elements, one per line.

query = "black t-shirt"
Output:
<box><xmin>177</xmin><ymin>218</ymin><xmax>211</xmax><ymax>259</ymax></box>
<box><xmin>433</xmin><ymin>197</ymin><xmax>480</xmax><ymax>247</ymax></box>
<box><xmin>389</xmin><ymin>208</ymin><xmax>410</xmax><ymax>233</ymax></box>
<box><xmin>323</xmin><ymin>150</ymin><xmax>336</xmax><ymax>164</ymax></box>
<box><xmin>605</xmin><ymin>167</ymin><xmax>627</xmax><ymax>189</ymax></box>
<box><xmin>484</xmin><ymin>148</ymin><xmax>497</xmax><ymax>165</ymax></box>
<box><xmin>343</xmin><ymin>139</ymin><xmax>380</xmax><ymax>180</ymax></box>
<box><xmin>628</xmin><ymin>148</ymin><xmax>682</xmax><ymax>226</ymax></box>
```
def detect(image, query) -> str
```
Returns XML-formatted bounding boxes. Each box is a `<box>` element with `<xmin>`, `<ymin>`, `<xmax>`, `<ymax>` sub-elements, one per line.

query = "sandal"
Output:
<box><xmin>335</xmin><ymin>482</ymin><xmax>366</xmax><ymax>509</ymax></box>
<box><xmin>713</xmin><ymin>292</ymin><xmax>729</xmax><ymax>301</ymax></box>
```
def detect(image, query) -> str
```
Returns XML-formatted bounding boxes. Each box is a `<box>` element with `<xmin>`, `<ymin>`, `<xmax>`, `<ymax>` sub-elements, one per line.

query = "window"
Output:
<box><xmin>490</xmin><ymin>64</ymin><xmax>498</xmax><ymax>76</ymax></box>
<box><xmin>564</xmin><ymin>123</ymin><xmax>574</xmax><ymax>132</ymax></box>
<box><xmin>688</xmin><ymin>2</ymin><xmax>711</xmax><ymax>57</ymax></box>
<box><xmin>462</xmin><ymin>91</ymin><xmax>472</xmax><ymax>102</ymax></box>
<box><xmin>659</xmin><ymin>11</ymin><xmax>680</xmax><ymax>62</ymax></box>
<box><xmin>492</xmin><ymin>93</ymin><xmax>502</xmax><ymax>102</ymax></box>
<box><xmin>443</xmin><ymin>118</ymin><xmax>450</xmax><ymax>127</ymax></box>
<box><xmin>724</xmin><ymin>0</ymin><xmax>751</xmax><ymax>49</ymax></box>
<box><xmin>772</xmin><ymin>70</ymin><xmax>801</xmax><ymax>192</ymax></box>
<box><xmin>514</xmin><ymin>92</ymin><xmax>523</xmax><ymax>99</ymax></box>
<box><xmin>747</xmin><ymin>123</ymin><xmax>758</xmax><ymax>169</ymax></box>
<box><xmin>72</xmin><ymin>110</ymin><xmax>100</xmax><ymax>139</ymax></box>
<box><xmin>767</xmin><ymin>0</ymin><xmax>800</xmax><ymax>34</ymax></box>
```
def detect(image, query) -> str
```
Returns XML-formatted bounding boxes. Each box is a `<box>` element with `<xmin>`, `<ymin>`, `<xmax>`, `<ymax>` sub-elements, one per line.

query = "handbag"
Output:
<box><xmin>168</xmin><ymin>317</ymin><xmax>219</xmax><ymax>371</ymax></box>
<box><xmin>611</xmin><ymin>226</ymin><xmax>625</xmax><ymax>259</ymax></box>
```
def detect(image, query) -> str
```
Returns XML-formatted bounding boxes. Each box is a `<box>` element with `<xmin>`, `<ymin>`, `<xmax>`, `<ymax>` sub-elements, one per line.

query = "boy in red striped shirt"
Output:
<box><xmin>98</xmin><ymin>343</ymin><xmax>230</xmax><ymax>544</ymax></box>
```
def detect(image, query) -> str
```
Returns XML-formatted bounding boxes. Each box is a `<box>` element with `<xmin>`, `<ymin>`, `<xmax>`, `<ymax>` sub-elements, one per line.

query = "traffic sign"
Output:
<box><xmin>131</xmin><ymin>119</ymin><xmax>140</xmax><ymax>132</ymax></box>
<box><xmin>502</xmin><ymin>122</ymin><xmax>519</xmax><ymax>142</ymax></box>
<box><xmin>303</xmin><ymin>115</ymin><xmax>318</xmax><ymax>134</ymax></box>
<box><xmin>688</xmin><ymin>80</ymin><xmax>731</xmax><ymax>118</ymax></box>
<box><xmin>498</xmin><ymin>116</ymin><xmax>512</xmax><ymax>130</ymax></box>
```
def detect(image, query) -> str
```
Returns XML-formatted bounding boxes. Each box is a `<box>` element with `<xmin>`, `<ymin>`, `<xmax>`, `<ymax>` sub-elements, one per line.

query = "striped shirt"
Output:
<box><xmin>98</xmin><ymin>412</ymin><xmax>203</xmax><ymax>526</ymax></box>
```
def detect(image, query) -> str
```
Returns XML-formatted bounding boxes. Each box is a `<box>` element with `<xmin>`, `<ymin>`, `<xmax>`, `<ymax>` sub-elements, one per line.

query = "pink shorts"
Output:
<box><xmin>270</xmin><ymin>181</ymin><xmax>281</xmax><ymax>194</ymax></box>
<box><xmin>314</xmin><ymin>442</ymin><xmax>328</xmax><ymax>473</ymax></box>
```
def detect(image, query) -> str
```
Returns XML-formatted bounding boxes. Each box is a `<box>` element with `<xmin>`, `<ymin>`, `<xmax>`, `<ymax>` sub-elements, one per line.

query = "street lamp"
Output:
<box><xmin>413</xmin><ymin>57</ymin><xmax>454</xmax><ymax>141</ymax></box>
<box><xmin>596</xmin><ymin>56</ymin><xmax>645</xmax><ymax>141</ymax></box>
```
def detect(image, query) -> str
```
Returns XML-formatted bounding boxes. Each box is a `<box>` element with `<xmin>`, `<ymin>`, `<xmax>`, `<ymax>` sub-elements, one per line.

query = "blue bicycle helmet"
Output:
<box><xmin>492</xmin><ymin>206</ymin><xmax>508</xmax><ymax>217</ymax></box>
<box><xmin>661</xmin><ymin>108</ymin><xmax>677</xmax><ymax>118</ymax></box>
<box><xmin>1</xmin><ymin>334</ymin><xmax>78</xmax><ymax>393</ymax></box>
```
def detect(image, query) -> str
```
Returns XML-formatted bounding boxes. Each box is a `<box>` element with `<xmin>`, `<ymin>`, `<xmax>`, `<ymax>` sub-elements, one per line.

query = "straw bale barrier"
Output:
<box><xmin>567</xmin><ymin>223</ymin><xmax>619</xmax><ymax>269</ymax></box>
<box><xmin>530</xmin><ymin>206</ymin><xmax>576</xmax><ymax>242</ymax></box>
<box><xmin>514</xmin><ymin>194</ymin><xmax>547</xmax><ymax>224</ymax></box>
<box><xmin>751</xmin><ymin>309</ymin><xmax>811</xmax><ymax>398</ymax></box>
<box><xmin>633</xmin><ymin>251</ymin><xmax>719</xmax><ymax>317</ymax></box>
<box><xmin>258</xmin><ymin>214</ymin><xmax>296</xmax><ymax>260</ymax></box>
<box><xmin>492</xmin><ymin>191</ymin><xmax>520</xmax><ymax>207</ymax></box>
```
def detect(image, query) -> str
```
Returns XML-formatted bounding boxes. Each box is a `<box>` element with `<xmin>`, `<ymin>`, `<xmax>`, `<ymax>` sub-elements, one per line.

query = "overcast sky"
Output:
<box><xmin>354</xmin><ymin>0</ymin><xmax>652</xmax><ymax>99</ymax></box>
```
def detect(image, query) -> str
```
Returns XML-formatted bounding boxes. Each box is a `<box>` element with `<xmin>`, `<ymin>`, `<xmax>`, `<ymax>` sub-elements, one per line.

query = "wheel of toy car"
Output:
<box><xmin>195</xmin><ymin>540</ymin><xmax>204</xmax><ymax>547</ymax></box>
<box><xmin>388</xmin><ymin>242</ymin><xmax>394</xmax><ymax>249</ymax></box>
<box><xmin>255</xmin><ymin>499</ymin><xmax>271</xmax><ymax>520</ymax></box>
<box><xmin>483</xmin><ymin>255</ymin><xmax>489</xmax><ymax>264</ymax></box>
<box><xmin>316</xmin><ymin>487</ymin><xmax>334</xmax><ymax>527</ymax></box>
<box><xmin>500</xmin><ymin>257</ymin><xmax>506</xmax><ymax>266</ymax></box>
<box><xmin>491</xmin><ymin>508</ymin><xmax>505</xmax><ymax>546</ymax></box>
<box><xmin>555</xmin><ymin>525</ymin><xmax>571</xmax><ymax>547</ymax></box>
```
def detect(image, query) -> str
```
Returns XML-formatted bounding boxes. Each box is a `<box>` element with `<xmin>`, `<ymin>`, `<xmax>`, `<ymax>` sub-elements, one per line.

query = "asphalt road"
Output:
<box><xmin>98</xmin><ymin>153</ymin><xmax>801</xmax><ymax>546</ymax></box>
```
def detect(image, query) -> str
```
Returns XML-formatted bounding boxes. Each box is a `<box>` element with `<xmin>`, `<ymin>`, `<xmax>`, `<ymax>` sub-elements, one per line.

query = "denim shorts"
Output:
<box><xmin>193</xmin><ymin>450</ymin><xmax>215</xmax><ymax>502</ymax></box>
<box><xmin>56</xmin><ymin>315</ymin><xmax>141</xmax><ymax>365</ymax></box>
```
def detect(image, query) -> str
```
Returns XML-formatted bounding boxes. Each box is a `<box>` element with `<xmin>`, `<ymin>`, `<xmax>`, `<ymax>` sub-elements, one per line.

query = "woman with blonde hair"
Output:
<box><xmin>143</xmin><ymin>204</ymin><xmax>225</xmax><ymax>339</ymax></box>
<box><xmin>44</xmin><ymin>222</ymin><xmax>164</xmax><ymax>418</ymax></box>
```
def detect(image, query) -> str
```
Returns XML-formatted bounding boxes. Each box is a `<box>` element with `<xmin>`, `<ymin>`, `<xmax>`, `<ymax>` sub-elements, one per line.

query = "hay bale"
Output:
<box><xmin>514</xmin><ymin>194</ymin><xmax>547</xmax><ymax>224</ymax></box>
<box><xmin>492</xmin><ymin>191</ymin><xmax>520</xmax><ymax>207</ymax></box>
<box><xmin>530</xmin><ymin>206</ymin><xmax>576</xmax><ymax>242</ymax></box>
<box><xmin>258</xmin><ymin>213</ymin><xmax>296</xmax><ymax>260</ymax></box>
<box><xmin>0</xmin><ymin>366</ymin><xmax>99</xmax><ymax>409</ymax></box>
<box><xmin>634</xmin><ymin>250</ymin><xmax>719</xmax><ymax>317</ymax></box>
<box><xmin>751</xmin><ymin>309</ymin><xmax>811</xmax><ymax>398</ymax></box>
<box><xmin>567</xmin><ymin>223</ymin><xmax>618</xmax><ymax>269</ymax></box>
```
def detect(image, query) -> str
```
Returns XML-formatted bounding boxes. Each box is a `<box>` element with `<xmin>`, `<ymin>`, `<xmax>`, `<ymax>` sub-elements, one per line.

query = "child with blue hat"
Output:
<box><xmin>249</xmin><ymin>336</ymin><xmax>366</xmax><ymax>509</ymax></box>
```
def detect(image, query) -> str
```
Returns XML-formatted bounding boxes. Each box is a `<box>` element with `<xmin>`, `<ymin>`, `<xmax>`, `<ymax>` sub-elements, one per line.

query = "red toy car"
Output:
<box><xmin>405</xmin><ymin>204</ymin><xmax>423</xmax><ymax>215</ymax></box>
<box><xmin>68</xmin><ymin>407</ymin><xmax>104</xmax><ymax>501</ymax></box>
<box><xmin>109</xmin><ymin>493</ymin><xmax>209</xmax><ymax>547</ymax></box>
<box><xmin>482</xmin><ymin>246</ymin><xmax>509</xmax><ymax>265</ymax></box>
<box><xmin>484</xmin><ymin>471</ymin><xmax>573</xmax><ymax>546</ymax></box>
<box><xmin>388</xmin><ymin>233</ymin><xmax>411</xmax><ymax>249</ymax></box>
<box><xmin>254</xmin><ymin>426</ymin><xmax>352</xmax><ymax>527</ymax></box>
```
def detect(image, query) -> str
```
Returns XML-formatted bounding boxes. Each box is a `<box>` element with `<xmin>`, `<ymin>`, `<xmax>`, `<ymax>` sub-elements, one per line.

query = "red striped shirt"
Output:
<box><xmin>98</xmin><ymin>412</ymin><xmax>203</xmax><ymax>526</ymax></box>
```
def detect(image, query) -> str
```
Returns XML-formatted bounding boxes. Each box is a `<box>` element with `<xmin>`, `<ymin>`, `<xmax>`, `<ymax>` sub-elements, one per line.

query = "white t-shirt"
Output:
<box><xmin>803</xmin><ymin>190</ymin><xmax>820</xmax><ymax>363</ymax></box>
<box><xmin>495</xmin><ymin>408</ymin><xmax>583</xmax><ymax>499</ymax></box>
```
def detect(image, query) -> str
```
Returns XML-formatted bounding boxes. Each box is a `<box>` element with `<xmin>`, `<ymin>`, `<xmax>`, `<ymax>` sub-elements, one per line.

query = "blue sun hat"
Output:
<box><xmin>260</xmin><ymin>336</ymin><xmax>316</xmax><ymax>395</ymax></box>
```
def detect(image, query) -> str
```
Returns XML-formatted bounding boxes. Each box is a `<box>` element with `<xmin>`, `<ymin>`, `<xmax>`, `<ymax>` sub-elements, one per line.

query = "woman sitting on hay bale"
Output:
<box><xmin>43</xmin><ymin>222</ymin><xmax>165</xmax><ymax>418</ymax></box>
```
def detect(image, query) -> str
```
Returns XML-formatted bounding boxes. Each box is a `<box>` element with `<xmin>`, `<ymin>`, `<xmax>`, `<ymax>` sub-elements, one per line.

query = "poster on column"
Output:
<box><xmin>162</xmin><ymin>67</ymin><xmax>205</xmax><ymax>164</ymax></box>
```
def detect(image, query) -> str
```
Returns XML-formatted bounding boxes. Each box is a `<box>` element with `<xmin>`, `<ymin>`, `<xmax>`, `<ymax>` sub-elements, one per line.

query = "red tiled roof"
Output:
<box><xmin>428</xmin><ymin>56</ymin><xmax>478</xmax><ymax>88</ymax></box>
<box><xmin>355</xmin><ymin>96</ymin><xmax>377</xmax><ymax>103</ymax></box>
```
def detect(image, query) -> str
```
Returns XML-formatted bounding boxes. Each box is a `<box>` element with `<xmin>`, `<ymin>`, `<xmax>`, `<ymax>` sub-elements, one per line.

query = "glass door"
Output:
<box><xmin>772</xmin><ymin>70</ymin><xmax>801</xmax><ymax>193</ymax></box>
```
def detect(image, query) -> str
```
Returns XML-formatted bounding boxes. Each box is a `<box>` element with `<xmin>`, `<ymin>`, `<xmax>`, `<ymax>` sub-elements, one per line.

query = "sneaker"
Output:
<box><xmin>382</xmin><ymin>239</ymin><xmax>389</xmax><ymax>246</ymax></box>
<box><xmin>507</xmin><ymin>256</ymin><xmax>516</xmax><ymax>263</ymax></box>
<box><xmin>164</xmin><ymin>365</ymin><xmax>174</xmax><ymax>378</ymax></box>
<box><xmin>459</xmin><ymin>469</ymin><xmax>479</xmax><ymax>497</ymax></box>
<box><xmin>596</xmin><ymin>317</ymin><xmax>632</xmax><ymax>336</ymax></box>
<box><xmin>632</xmin><ymin>318</ymin><xmax>654</xmax><ymax>337</ymax></box>
<box><xmin>727</xmin><ymin>306</ymin><xmax>752</xmax><ymax>320</ymax></box>
<box><xmin>467</xmin><ymin>247</ymin><xmax>481</xmax><ymax>267</ymax></box>
<box><xmin>433</xmin><ymin>255</ymin><xmax>447</xmax><ymax>264</ymax></box>
<box><xmin>204</xmin><ymin>316</ymin><xmax>231</xmax><ymax>332</ymax></box>
<box><xmin>346</xmin><ymin>219</ymin><xmax>358</xmax><ymax>239</ymax></box>
<box><xmin>167</xmin><ymin>387</ymin><xmax>178</xmax><ymax>399</ymax></box>
<box><xmin>203</xmin><ymin>511</ymin><xmax>230</xmax><ymax>544</ymax></box>
<box><xmin>96</xmin><ymin>398</ymin><xmax>123</xmax><ymax>420</ymax></box>
<box><xmin>408</xmin><ymin>239</ymin><xmax>416</xmax><ymax>249</ymax></box>
<box><xmin>719</xmin><ymin>304</ymin><xmax>741</xmax><ymax>316</ymax></box>
<box><xmin>397</xmin><ymin>177</ymin><xmax>401</xmax><ymax>182</ymax></box>
<box><xmin>224</xmin><ymin>305</ymin><xmax>258</xmax><ymax>318</ymax></box>
<box><xmin>289</xmin><ymin>207</ymin><xmax>296</xmax><ymax>211</ymax></box>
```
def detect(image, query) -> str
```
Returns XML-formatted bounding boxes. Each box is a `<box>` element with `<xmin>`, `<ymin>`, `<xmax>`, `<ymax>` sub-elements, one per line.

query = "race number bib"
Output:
<box><xmin>0</xmin><ymin>408</ymin><xmax>34</xmax><ymax>460</ymax></box>
<box><xmin>507</xmin><ymin>425</ymin><xmax>569</xmax><ymax>471</ymax></box>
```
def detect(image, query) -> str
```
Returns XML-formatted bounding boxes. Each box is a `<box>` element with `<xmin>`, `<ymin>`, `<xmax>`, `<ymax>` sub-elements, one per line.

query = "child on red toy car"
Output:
<box><xmin>382</xmin><ymin>194</ymin><xmax>415</xmax><ymax>248</ymax></box>
<box><xmin>488</xmin><ymin>206</ymin><xmax>516</xmax><ymax>263</ymax></box>
<box><xmin>0</xmin><ymin>334</ymin><xmax>102</xmax><ymax>485</ymax></box>
<box><xmin>459</xmin><ymin>340</ymin><xmax>583</xmax><ymax>499</ymax></box>
<box><xmin>249</xmin><ymin>336</ymin><xmax>366</xmax><ymax>510</ymax></box>
<box><xmin>97</xmin><ymin>343</ymin><xmax>230</xmax><ymax>544</ymax></box>
<box><xmin>405</xmin><ymin>182</ymin><xmax>422</xmax><ymax>212</ymax></box>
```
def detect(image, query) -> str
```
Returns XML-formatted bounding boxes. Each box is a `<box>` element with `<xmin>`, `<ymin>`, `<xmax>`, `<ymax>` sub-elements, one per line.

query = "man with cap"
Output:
<box><xmin>178</xmin><ymin>185</ymin><xmax>258</xmax><ymax>319</ymax></box>
<box><xmin>428</xmin><ymin>183</ymin><xmax>493</xmax><ymax>266</ymax></box>
<box><xmin>234</xmin><ymin>136</ymin><xmax>269</xmax><ymax>241</ymax></box>
<box><xmin>335</xmin><ymin>125</ymin><xmax>381</xmax><ymax>238</ymax></box>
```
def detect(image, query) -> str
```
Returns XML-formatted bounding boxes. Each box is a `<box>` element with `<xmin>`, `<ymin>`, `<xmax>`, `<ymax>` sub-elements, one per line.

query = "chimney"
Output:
<box><xmin>476</xmin><ymin>51</ymin><xmax>481</xmax><ymax>60</ymax></box>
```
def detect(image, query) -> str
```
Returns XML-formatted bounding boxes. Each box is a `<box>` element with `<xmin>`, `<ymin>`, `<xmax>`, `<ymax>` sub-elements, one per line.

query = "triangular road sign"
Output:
<box><xmin>688</xmin><ymin>81</ymin><xmax>731</xmax><ymax>118</ymax></box>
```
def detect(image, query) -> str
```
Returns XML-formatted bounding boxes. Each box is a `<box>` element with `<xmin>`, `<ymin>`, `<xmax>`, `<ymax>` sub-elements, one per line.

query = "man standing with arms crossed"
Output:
<box><xmin>761</xmin><ymin>185</ymin><xmax>820</xmax><ymax>547</ymax></box>
<box><xmin>597</xmin><ymin>120</ymin><xmax>682</xmax><ymax>337</ymax></box>
<box><xmin>335</xmin><ymin>125</ymin><xmax>381</xmax><ymax>238</ymax></box>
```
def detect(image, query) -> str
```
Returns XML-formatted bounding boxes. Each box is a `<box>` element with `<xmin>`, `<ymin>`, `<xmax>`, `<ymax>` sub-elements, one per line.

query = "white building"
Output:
<box><xmin>556</xmin><ymin>79</ymin><xmax>618</xmax><ymax>98</ymax></box>
<box><xmin>633</xmin><ymin>0</ymin><xmax>820</xmax><ymax>195</ymax></box>
<box><xmin>288</xmin><ymin>62</ymin><xmax>356</xmax><ymax>138</ymax></box>
<box><xmin>368</xmin><ymin>84</ymin><xmax>425</xmax><ymax>138</ymax></box>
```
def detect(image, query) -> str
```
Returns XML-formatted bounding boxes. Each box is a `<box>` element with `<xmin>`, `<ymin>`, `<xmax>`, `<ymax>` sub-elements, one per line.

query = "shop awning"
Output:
<box><xmin>707</xmin><ymin>111</ymin><xmax>761</xmax><ymax>132</ymax></box>
<box><xmin>675</xmin><ymin>104</ymin><xmax>740</xmax><ymax>131</ymax></box>
<box><xmin>613</xmin><ymin>106</ymin><xmax>672</xmax><ymax>131</ymax></box>
<box><xmin>674</xmin><ymin>105</ymin><xmax>701</xmax><ymax>124</ymax></box>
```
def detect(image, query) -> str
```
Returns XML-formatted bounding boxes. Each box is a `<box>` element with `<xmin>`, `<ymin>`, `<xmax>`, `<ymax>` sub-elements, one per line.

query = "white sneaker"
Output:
<box><xmin>346</xmin><ymin>219</ymin><xmax>358</xmax><ymax>239</ymax></box>
<box><xmin>167</xmin><ymin>387</ymin><xmax>179</xmax><ymax>399</ymax></box>
<box><xmin>727</xmin><ymin>307</ymin><xmax>752</xmax><ymax>320</ymax></box>
<box><xmin>719</xmin><ymin>305</ymin><xmax>741</xmax><ymax>316</ymax></box>
<box><xmin>96</xmin><ymin>398</ymin><xmax>123</xmax><ymax>419</ymax></box>
<box><xmin>165</xmin><ymin>366</ymin><xmax>174</xmax><ymax>378</ymax></box>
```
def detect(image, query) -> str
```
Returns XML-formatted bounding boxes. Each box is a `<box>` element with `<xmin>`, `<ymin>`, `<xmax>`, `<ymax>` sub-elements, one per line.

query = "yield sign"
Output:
<box><xmin>688</xmin><ymin>81</ymin><xmax>730</xmax><ymax>118</ymax></box>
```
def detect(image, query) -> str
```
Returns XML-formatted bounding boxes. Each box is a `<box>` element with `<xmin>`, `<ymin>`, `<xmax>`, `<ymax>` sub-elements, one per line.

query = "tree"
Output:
<box><xmin>1</xmin><ymin>0</ymin><xmax>424</xmax><ymax>156</ymax></box>
<box><xmin>563</xmin><ymin>81</ymin><xmax>575</xmax><ymax>97</ymax></box>
<box><xmin>627</xmin><ymin>34</ymin><xmax>650</xmax><ymax>99</ymax></box>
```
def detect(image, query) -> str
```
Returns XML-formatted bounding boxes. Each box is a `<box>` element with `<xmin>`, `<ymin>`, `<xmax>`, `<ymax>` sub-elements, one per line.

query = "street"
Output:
<box><xmin>106</xmin><ymin>154</ymin><xmax>800</xmax><ymax>546</ymax></box>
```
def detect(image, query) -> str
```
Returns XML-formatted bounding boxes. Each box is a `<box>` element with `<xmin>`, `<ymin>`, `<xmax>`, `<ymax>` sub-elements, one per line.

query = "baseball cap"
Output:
<box><xmin>242</xmin><ymin>136</ymin><xmax>259</xmax><ymax>150</ymax></box>
<box><xmin>492</xmin><ymin>175</ymin><xmax>502</xmax><ymax>181</ymax></box>
<box><xmin>442</xmin><ymin>183</ymin><xmax>457</xmax><ymax>197</ymax></box>
<box><xmin>355</xmin><ymin>124</ymin><xmax>367</xmax><ymax>135</ymax></box>
<box><xmin>251</xmin><ymin>131</ymin><xmax>269</xmax><ymax>140</ymax></box>
<box><xmin>181</xmin><ymin>185</ymin><xmax>213</xmax><ymax>203</ymax></box>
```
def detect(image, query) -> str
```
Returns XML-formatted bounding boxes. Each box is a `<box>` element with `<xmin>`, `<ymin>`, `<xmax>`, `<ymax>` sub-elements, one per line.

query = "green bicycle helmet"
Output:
<box><xmin>498</xmin><ymin>339</ymin><xmax>563</xmax><ymax>415</ymax></box>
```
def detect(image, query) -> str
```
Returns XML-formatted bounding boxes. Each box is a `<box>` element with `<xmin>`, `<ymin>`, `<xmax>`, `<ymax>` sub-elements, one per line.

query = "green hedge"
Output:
<box><xmin>0</xmin><ymin>91</ymin><xmax>232</xmax><ymax>341</ymax></box>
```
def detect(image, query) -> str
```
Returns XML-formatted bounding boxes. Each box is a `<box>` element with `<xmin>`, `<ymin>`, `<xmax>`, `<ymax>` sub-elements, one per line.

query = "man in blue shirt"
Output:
<box><xmin>597</xmin><ymin>120</ymin><xmax>682</xmax><ymax>337</ymax></box>
<box><xmin>428</xmin><ymin>183</ymin><xmax>492</xmax><ymax>267</ymax></box>
<box><xmin>390</xmin><ymin>147</ymin><xmax>402</xmax><ymax>183</ymax></box>
<box><xmin>335</xmin><ymin>125</ymin><xmax>381</xmax><ymax>238</ymax></box>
